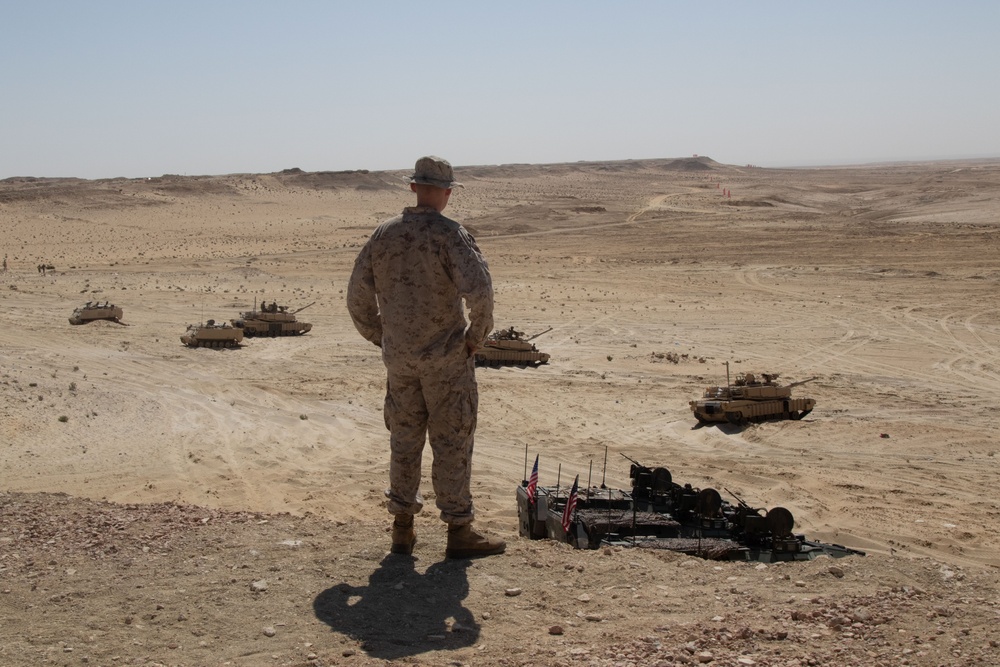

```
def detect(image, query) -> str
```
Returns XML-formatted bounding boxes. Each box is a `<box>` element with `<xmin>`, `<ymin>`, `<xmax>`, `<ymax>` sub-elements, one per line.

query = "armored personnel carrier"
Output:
<box><xmin>230</xmin><ymin>300</ymin><xmax>314</xmax><ymax>337</ymax></box>
<box><xmin>516</xmin><ymin>454</ymin><xmax>863</xmax><ymax>562</ymax></box>
<box><xmin>475</xmin><ymin>326</ymin><xmax>552</xmax><ymax>367</ymax></box>
<box><xmin>69</xmin><ymin>301</ymin><xmax>123</xmax><ymax>325</ymax></box>
<box><xmin>690</xmin><ymin>369</ymin><xmax>816</xmax><ymax>425</ymax></box>
<box><xmin>180</xmin><ymin>320</ymin><xmax>244</xmax><ymax>349</ymax></box>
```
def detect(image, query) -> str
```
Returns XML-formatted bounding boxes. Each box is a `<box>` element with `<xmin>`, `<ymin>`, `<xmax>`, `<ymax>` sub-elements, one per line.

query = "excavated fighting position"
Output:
<box><xmin>516</xmin><ymin>454</ymin><xmax>863</xmax><ymax>562</ymax></box>
<box><xmin>690</xmin><ymin>370</ymin><xmax>816</xmax><ymax>425</ymax></box>
<box><xmin>68</xmin><ymin>301</ymin><xmax>123</xmax><ymax>325</ymax></box>
<box><xmin>475</xmin><ymin>326</ymin><xmax>552</xmax><ymax>367</ymax></box>
<box><xmin>230</xmin><ymin>301</ymin><xmax>314</xmax><ymax>337</ymax></box>
<box><xmin>180</xmin><ymin>320</ymin><xmax>244</xmax><ymax>349</ymax></box>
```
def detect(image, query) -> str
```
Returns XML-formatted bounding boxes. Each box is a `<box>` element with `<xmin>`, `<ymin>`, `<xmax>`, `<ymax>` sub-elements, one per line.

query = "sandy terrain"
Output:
<box><xmin>2</xmin><ymin>158</ymin><xmax>999</xmax><ymax>666</ymax></box>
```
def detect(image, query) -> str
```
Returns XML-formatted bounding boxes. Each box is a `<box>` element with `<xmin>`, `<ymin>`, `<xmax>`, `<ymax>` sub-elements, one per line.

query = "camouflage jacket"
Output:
<box><xmin>347</xmin><ymin>206</ymin><xmax>494</xmax><ymax>373</ymax></box>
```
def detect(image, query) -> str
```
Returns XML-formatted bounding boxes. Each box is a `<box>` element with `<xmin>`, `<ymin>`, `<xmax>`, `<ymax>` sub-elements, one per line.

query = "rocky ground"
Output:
<box><xmin>3</xmin><ymin>492</ymin><xmax>998</xmax><ymax>667</ymax></box>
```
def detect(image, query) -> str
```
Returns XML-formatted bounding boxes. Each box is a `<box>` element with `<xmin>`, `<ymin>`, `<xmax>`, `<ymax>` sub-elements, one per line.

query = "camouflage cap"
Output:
<box><xmin>410</xmin><ymin>155</ymin><xmax>463</xmax><ymax>189</ymax></box>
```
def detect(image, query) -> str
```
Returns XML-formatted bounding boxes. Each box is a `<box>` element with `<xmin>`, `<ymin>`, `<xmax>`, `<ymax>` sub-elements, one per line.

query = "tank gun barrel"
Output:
<box><xmin>292</xmin><ymin>301</ymin><xmax>316</xmax><ymax>314</ymax></box>
<box><xmin>788</xmin><ymin>376</ymin><xmax>818</xmax><ymax>388</ymax></box>
<box><xmin>526</xmin><ymin>326</ymin><xmax>553</xmax><ymax>341</ymax></box>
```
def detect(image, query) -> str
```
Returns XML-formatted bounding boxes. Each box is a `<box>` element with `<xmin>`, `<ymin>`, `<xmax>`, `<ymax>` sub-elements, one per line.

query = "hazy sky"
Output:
<box><xmin>3</xmin><ymin>1</ymin><xmax>998</xmax><ymax>179</ymax></box>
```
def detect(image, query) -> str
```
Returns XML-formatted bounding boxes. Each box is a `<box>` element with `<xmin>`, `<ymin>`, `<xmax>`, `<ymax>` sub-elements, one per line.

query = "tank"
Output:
<box><xmin>180</xmin><ymin>319</ymin><xmax>244</xmax><ymax>349</ymax></box>
<box><xmin>690</xmin><ymin>370</ymin><xmax>816</xmax><ymax>425</ymax></box>
<box><xmin>230</xmin><ymin>300</ymin><xmax>314</xmax><ymax>337</ymax></box>
<box><xmin>69</xmin><ymin>301</ymin><xmax>123</xmax><ymax>325</ymax></box>
<box><xmin>475</xmin><ymin>326</ymin><xmax>552</xmax><ymax>367</ymax></box>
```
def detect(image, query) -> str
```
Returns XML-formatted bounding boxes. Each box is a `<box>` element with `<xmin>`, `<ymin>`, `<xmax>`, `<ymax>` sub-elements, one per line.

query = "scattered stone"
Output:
<box><xmin>504</xmin><ymin>587</ymin><xmax>522</xmax><ymax>597</ymax></box>
<box><xmin>577</xmin><ymin>593</ymin><xmax>592</xmax><ymax>602</ymax></box>
<box><xmin>828</xmin><ymin>566</ymin><xmax>845</xmax><ymax>578</ymax></box>
<box><xmin>262</xmin><ymin>626</ymin><xmax>276</xmax><ymax>637</ymax></box>
<box><xmin>251</xmin><ymin>580</ymin><xmax>268</xmax><ymax>592</ymax></box>
<box><xmin>341</xmin><ymin>649</ymin><xmax>356</xmax><ymax>656</ymax></box>
<box><xmin>549</xmin><ymin>625</ymin><xmax>564</xmax><ymax>635</ymax></box>
<box><xmin>584</xmin><ymin>613</ymin><xmax>603</xmax><ymax>622</ymax></box>
<box><xmin>697</xmin><ymin>650</ymin><xmax>715</xmax><ymax>663</ymax></box>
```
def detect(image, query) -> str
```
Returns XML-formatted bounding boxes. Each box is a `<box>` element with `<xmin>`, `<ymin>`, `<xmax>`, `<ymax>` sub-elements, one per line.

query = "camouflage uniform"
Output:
<box><xmin>347</xmin><ymin>205</ymin><xmax>493</xmax><ymax>525</ymax></box>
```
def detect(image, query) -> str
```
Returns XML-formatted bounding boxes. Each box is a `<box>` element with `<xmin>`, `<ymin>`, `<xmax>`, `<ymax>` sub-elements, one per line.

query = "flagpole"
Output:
<box><xmin>556</xmin><ymin>464</ymin><xmax>562</xmax><ymax>497</ymax></box>
<box><xmin>600</xmin><ymin>445</ymin><xmax>608</xmax><ymax>489</ymax></box>
<box><xmin>523</xmin><ymin>443</ymin><xmax>528</xmax><ymax>483</ymax></box>
<box><xmin>586</xmin><ymin>458</ymin><xmax>593</xmax><ymax>500</ymax></box>
<box><xmin>572</xmin><ymin>475</ymin><xmax>579</xmax><ymax>526</ymax></box>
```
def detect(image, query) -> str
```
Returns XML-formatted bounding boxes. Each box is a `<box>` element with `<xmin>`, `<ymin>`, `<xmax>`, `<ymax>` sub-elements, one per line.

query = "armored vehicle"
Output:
<box><xmin>180</xmin><ymin>320</ymin><xmax>244</xmax><ymax>349</ymax></box>
<box><xmin>230</xmin><ymin>301</ymin><xmax>314</xmax><ymax>337</ymax></box>
<box><xmin>516</xmin><ymin>454</ymin><xmax>863</xmax><ymax>562</ymax></box>
<box><xmin>475</xmin><ymin>326</ymin><xmax>552</xmax><ymax>367</ymax></box>
<box><xmin>690</xmin><ymin>369</ymin><xmax>816</xmax><ymax>425</ymax></box>
<box><xmin>69</xmin><ymin>301</ymin><xmax>123</xmax><ymax>325</ymax></box>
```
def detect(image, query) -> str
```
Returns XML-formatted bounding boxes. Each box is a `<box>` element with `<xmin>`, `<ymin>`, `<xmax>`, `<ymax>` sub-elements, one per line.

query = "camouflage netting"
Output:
<box><xmin>635</xmin><ymin>537</ymin><xmax>743</xmax><ymax>560</ymax></box>
<box><xmin>577</xmin><ymin>509</ymin><xmax>680</xmax><ymax>534</ymax></box>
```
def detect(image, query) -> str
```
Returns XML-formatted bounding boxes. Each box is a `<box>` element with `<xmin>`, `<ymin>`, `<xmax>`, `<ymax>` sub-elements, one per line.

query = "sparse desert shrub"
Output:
<box><xmin>58</xmin><ymin>415</ymin><xmax>69</xmax><ymax>423</ymax></box>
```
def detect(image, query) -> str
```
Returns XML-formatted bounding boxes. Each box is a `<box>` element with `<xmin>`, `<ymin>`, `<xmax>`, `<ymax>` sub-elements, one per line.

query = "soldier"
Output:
<box><xmin>347</xmin><ymin>156</ymin><xmax>505</xmax><ymax>559</ymax></box>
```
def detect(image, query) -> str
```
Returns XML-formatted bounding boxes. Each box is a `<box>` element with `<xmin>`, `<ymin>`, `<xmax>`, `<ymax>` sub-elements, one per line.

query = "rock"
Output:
<box><xmin>262</xmin><ymin>626</ymin><xmax>276</xmax><ymax>637</ymax></box>
<box><xmin>828</xmin><ymin>566</ymin><xmax>845</xmax><ymax>578</ymax></box>
<box><xmin>577</xmin><ymin>593</ymin><xmax>592</xmax><ymax>602</ymax></box>
<box><xmin>697</xmin><ymin>650</ymin><xmax>715</xmax><ymax>663</ymax></box>
<box><xmin>850</xmin><ymin>609</ymin><xmax>871</xmax><ymax>623</ymax></box>
<box><xmin>251</xmin><ymin>580</ymin><xmax>268</xmax><ymax>593</ymax></box>
<box><xmin>548</xmin><ymin>625</ymin><xmax>564</xmax><ymax>635</ymax></box>
<box><xmin>584</xmin><ymin>613</ymin><xmax>603</xmax><ymax>622</ymax></box>
<box><xmin>504</xmin><ymin>587</ymin><xmax>522</xmax><ymax>597</ymax></box>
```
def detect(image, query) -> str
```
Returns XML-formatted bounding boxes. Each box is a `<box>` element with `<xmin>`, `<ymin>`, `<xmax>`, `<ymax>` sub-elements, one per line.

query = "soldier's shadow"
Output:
<box><xmin>313</xmin><ymin>554</ymin><xmax>479</xmax><ymax>660</ymax></box>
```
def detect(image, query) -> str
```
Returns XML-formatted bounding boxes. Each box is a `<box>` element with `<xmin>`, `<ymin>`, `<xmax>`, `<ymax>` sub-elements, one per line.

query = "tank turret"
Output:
<box><xmin>230</xmin><ymin>300</ymin><xmax>314</xmax><ymax>337</ymax></box>
<box><xmin>690</xmin><ymin>368</ymin><xmax>816</xmax><ymax>425</ymax></box>
<box><xmin>475</xmin><ymin>326</ymin><xmax>552</xmax><ymax>367</ymax></box>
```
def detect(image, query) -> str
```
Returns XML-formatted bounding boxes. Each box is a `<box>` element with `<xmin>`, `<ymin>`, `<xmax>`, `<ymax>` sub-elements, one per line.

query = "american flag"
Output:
<box><xmin>526</xmin><ymin>454</ymin><xmax>539</xmax><ymax>503</ymax></box>
<box><xmin>561</xmin><ymin>475</ymin><xmax>579</xmax><ymax>532</ymax></box>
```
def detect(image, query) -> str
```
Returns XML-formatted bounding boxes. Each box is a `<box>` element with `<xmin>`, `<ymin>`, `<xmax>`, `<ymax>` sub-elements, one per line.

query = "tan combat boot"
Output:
<box><xmin>391</xmin><ymin>514</ymin><xmax>416</xmax><ymax>555</ymax></box>
<box><xmin>445</xmin><ymin>523</ymin><xmax>506</xmax><ymax>559</ymax></box>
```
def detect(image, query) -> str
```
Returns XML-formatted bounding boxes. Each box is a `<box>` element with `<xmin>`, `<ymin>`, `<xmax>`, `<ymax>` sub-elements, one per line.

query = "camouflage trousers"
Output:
<box><xmin>383</xmin><ymin>358</ymin><xmax>478</xmax><ymax>525</ymax></box>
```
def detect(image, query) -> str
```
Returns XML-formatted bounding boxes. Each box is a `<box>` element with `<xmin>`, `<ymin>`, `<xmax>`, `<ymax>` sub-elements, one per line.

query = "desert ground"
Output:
<box><xmin>2</xmin><ymin>157</ymin><xmax>999</xmax><ymax>666</ymax></box>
